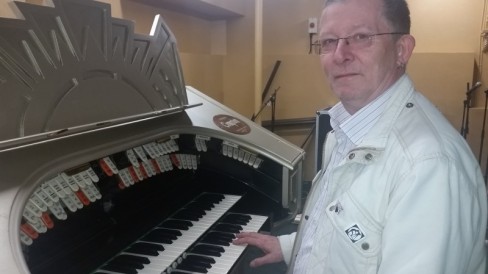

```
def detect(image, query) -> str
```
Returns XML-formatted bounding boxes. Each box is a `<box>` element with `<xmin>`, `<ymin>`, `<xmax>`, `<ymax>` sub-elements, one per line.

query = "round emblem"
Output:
<box><xmin>213</xmin><ymin>114</ymin><xmax>251</xmax><ymax>135</ymax></box>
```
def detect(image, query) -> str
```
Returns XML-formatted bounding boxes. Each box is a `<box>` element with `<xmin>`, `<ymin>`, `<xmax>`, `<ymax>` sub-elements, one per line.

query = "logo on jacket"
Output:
<box><xmin>345</xmin><ymin>224</ymin><xmax>365</xmax><ymax>243</ymax></box>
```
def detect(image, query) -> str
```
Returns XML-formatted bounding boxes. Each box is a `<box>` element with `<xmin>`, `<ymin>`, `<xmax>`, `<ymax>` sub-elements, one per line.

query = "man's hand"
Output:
<box><xmin>233</xmin><ymin>232</ymin><xmax>284</xmax><ymax>267</ymax></box>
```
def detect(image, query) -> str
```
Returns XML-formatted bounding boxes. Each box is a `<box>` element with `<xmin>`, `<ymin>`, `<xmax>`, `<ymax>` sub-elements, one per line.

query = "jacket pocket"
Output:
<box><xmin>325</xmin><ymin>191</ymin><xmax>382</xmax><ymax>273</ymax></box>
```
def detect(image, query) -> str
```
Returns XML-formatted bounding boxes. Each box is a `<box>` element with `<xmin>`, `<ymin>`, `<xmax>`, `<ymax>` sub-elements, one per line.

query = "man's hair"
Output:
<box><xmin>324</xmin><ymin>0</ymin><xmax>411</xmax><ymax>34</ymax></box>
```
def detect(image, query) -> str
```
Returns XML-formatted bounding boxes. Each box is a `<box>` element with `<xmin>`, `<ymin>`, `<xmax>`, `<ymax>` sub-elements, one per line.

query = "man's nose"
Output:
<box><xmin>333</xmin><ymin>39</ymin><xmax>353</xmax><ymax>62</ymax></box>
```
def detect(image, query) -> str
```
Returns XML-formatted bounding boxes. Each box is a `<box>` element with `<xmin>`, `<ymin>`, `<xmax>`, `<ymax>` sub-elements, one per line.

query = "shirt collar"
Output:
<box><xmin>329</xmin><ymin>74</ymin><xmax>406</xmax><ymax>145</ymax></box>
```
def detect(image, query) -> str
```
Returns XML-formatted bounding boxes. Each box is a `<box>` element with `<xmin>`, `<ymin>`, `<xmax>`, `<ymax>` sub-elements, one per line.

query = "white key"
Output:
<box><xmin>195</xmin><ymin>215</ymin><xmax>268</xmax><ymax>274</ymax></box>
<box><xmin>96</xmin><ymin>194</ymin><xmax>241</xmax><ymax>274</ymax></box>
<box><xmin>139</xmin><ymin>195</ymin><xmax>240</xmax><ymax>272</ymax></box>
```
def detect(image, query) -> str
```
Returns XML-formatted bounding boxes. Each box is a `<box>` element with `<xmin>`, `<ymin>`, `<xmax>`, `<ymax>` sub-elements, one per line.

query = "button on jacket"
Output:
<box><xmin>279</xmin><ymin>76</ymin><xmax>487</xmax><ymax>274</ymax></box>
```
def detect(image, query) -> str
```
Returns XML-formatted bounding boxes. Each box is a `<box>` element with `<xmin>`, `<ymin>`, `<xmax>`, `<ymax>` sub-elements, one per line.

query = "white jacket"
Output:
<box><xmin>279</xmin><ymin>76</ymin><xmax>487</xmax><ymax>274</ymax></box>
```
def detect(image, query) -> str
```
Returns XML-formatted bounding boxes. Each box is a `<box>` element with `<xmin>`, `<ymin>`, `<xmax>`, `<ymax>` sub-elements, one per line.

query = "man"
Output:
<box><xmin>233</xmin><ymin>0</ymin><xmax>488</xmax><ymax>273</ymax></box>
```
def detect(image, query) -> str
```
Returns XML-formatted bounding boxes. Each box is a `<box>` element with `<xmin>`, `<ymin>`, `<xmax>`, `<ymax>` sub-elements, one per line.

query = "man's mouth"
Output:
<box><xmin>334</xmin><ymin>73</ymin><xmax>359</xmax><ymax>80</ymax></box>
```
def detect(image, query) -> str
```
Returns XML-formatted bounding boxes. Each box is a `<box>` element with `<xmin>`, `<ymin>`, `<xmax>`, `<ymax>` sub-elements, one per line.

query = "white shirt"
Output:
<box><xmin>292</xmin><ymin>77</ymin><xmax>399</xmax><ymax>273</ymax></box>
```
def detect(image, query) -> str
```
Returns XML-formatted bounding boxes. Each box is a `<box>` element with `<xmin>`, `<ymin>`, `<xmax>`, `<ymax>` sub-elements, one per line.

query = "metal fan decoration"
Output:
<box><xmin>0</xmin><ymin>0</ymin><xmax>188</xmax><ymax>143</ymax></box>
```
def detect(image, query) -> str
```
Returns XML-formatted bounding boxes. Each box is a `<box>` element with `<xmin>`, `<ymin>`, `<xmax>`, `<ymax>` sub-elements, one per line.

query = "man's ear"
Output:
<box><xmin>396</xmin><ymin>34</ymin><xmax>415</xmax><ymax>66</ymax></box>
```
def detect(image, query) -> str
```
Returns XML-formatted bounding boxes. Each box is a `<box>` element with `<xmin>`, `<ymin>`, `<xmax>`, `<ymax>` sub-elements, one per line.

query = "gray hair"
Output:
<box><xmin>323</xmin><ymin>0</ymin><xmax>411</xmax><ymax>34</ymax></box>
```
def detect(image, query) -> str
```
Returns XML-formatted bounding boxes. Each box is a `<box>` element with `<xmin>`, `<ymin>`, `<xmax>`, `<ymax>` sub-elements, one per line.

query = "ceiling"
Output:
<box><xmin>132</xmin><ymin>0</ymin><xmax>243</xmax><ymax>20</ymax></box>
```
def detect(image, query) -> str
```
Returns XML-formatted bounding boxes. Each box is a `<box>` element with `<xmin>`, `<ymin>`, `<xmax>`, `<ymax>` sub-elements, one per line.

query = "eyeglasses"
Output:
<box><xmin>319</xmin><ymin>32</ymin><xmax>406</xmax><ymax>54</ymax></box>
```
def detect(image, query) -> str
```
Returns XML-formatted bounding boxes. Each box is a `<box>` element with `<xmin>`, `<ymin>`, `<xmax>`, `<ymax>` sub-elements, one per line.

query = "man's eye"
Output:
<box><xmin>322</xmin><ymin>39</ymin><xmax>337</xmax><ymax>46</ymax></box>
<box><xmin>352</xmin><ymin>34</ymin><xmax>370</xmax><ymax>41</ymax></box>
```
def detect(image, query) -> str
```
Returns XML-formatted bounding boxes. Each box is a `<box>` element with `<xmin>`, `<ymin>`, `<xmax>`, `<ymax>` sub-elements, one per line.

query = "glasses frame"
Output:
<box><xmin>319</xmin><ymin>32</ymin><xmax>407</xmax><ymax>54</ymax></box>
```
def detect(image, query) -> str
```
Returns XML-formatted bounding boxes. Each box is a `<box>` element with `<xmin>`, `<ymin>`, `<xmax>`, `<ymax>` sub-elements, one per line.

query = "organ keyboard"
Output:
<box><xmin>95</xmin><ymin>193</ymin><xmax>268</xmax><ymax>274</ymax></box>
<box><xmin>0</xmin><ymin>1</ymin><xmax>305</xmax><ymax>273</ymax></box>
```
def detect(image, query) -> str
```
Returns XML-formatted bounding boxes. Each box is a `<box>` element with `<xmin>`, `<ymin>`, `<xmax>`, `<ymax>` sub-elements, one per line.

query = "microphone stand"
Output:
<box><xmin>480</xmin><ymin>89</ymin><xmax>488</xmax><ymax>183</ymax></box>
<box><xmin>251</xmin><ymin>87</ymin><xmax>280</xmax><ymax>132</ymax></box>
<box><xmin>479</xmin><ymin>89</ymin><xmax>488</xmax><ymax>164</ymax></box>
<box><xmin>460</xmin><ymin>83</ymin><xmax>472</xmax><ymax>139</ymax></box>
<box><xmin>460</xmin><ymin>82</ymin><xmax>482</xmax><ymax>139</ymax></box>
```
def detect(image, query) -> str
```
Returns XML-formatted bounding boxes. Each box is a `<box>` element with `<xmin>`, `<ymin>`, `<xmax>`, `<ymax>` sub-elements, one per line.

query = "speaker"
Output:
<box><xmin>315</xmin><ymin>108</ymin><xmax>333</xmax><ymax>173</ymax></box>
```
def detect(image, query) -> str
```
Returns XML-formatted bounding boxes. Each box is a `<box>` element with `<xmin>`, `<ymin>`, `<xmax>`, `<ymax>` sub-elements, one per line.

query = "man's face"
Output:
<box><xmin>319</xmin><ymin>0</ymin><xmax>404</xmax><ymax>114</ymax></box>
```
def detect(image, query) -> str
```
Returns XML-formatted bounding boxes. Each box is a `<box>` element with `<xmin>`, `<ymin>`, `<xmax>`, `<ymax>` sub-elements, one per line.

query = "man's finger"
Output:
<box><xmin>233</xmin><ymin>235</ymin><xmax>265</xmax><ymax>247</ymax></box>
<box><xmin>250</xmin><ymin>253</ymin><xmax>279</xmax><ymax>268</ymax></box>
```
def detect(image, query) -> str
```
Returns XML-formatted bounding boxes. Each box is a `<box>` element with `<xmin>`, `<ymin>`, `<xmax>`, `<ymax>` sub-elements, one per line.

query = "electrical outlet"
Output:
<box><xmin>308</xmin><ymin>17</ymin><xmax>318</xmax><ymax>34</ymax></box>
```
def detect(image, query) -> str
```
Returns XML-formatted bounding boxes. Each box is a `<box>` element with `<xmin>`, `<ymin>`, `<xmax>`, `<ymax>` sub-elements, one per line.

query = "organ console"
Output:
<box><xmin>0</xmin><ymin>0</ymin><xmax>304</xmax><ymax>273</ymax></box>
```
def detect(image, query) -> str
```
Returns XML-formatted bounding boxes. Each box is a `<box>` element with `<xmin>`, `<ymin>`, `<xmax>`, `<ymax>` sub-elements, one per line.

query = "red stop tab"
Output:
<box><xmin>98</xmin><ymin>159</ymin><xmax>113</xmax><ymax>176</ymax></box>
<box><xmin>21</xmin><ymin>223</ymin><xmax>39</xmax><ymax>239</ymax></box>
<box><xmin>170</xmin><ymin>154</ymin><xmax>180</xmax><ymax>168</ymax></box>
<box><xmin>139</xmin><ymin>165</ymin><xmax>149</xmax><ymax>179</ymax></box>
<box><xmin>151</xmin><ymin>159</ymin><xmax>162</xmax><ymax>174</ymax></box>
<box><xmin>128</xmin><ymin>166</ymin><xmax>140</xmax><ymax>183</ymax></box>
<box><xmin>75</xmin><ymin>190</ymin><xmax>90</xmax><ymax>206</ymax></box>
<box><xmin>41</xmin><ymin>212</ymin><xmax>54</xmax><ymax>229</ymax></box>
<box><xmin>117</xmin><ymin>181</ymin><xmax>126</xmax><ymax>190</ymax></box>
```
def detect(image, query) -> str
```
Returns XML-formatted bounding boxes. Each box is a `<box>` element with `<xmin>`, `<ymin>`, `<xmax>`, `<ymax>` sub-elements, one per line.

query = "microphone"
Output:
<box><xmin>467</xmin><ymin>81</ymin><xmax>482</xmax><ymax>95</ymax></box>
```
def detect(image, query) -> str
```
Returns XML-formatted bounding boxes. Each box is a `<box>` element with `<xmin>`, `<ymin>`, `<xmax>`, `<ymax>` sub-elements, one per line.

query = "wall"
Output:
<box><xmin>0</xmin><ymin>0</ymin><xmax>24</xmax><ymax>18</ymax></box>
<box><xmin>258</xmin><ymin>0</ymin><xmax>485</xmax><ymax>180</ymax></box>
<box><xmin>2</xmin><ymin>0</ymin><xmax>487</xmax><ymax>179</ymax></box>
<box><xmin>260</xmin><ymin>0</ymin><xmax>483</xmax><ymax>117</ymax></box>
<box><xmin>109</xmin><ymin>0</ymin><xmax>227</xmax><ymax>101</ymax></box>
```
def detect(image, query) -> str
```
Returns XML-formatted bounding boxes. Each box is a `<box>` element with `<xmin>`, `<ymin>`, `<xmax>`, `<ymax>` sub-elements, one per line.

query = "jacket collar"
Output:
<box><xmin>360</xmin><ymin>74</ymin><xmax>415</xmax><ymax>149</ymax></box>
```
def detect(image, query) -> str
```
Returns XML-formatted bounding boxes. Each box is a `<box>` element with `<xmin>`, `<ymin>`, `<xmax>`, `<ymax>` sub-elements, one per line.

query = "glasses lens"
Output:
<box><xmin>349</xmin><ymin>34</ymin><xmax>373</xmax><ymax>50</ymax></box>
<box><xmin>321</xmin><ymin>39</ymin><xmax>338</xmax><ymax>53</ymax></box>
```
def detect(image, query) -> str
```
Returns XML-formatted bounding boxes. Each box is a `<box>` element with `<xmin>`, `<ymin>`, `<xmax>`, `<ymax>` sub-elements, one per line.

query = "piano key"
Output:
<box><xmin>213</xmin><ymin>223</ymin><xmax>243</xmax><ymax>234</ymax></box>
<box><xmin>103</xmin><ymin>194</ymin><xmax>241</xmax><ymax>274</ymax></box>
<box><xmin>200</xmin><ymin>232</ymin><xmax>234</xmax><ymax>246</ymax></box>
<box><xmin>220</xmin><ymin>213</ymin><xmax>251</xmax><ymax>225</ymax></box>
<box><xmin>159</xmin><ymin>219</ymin><xmax>192</xmax><ymax>230</ymax></box>
<box><xmin>125</xmin><ymin>243</ymin><xmax>163</xmax><ymax>256</ymax></box>
<box><xmin>176</xmin><ymin>262</ymin><xmax>209</xmax><ymax>273</ymax></box>
<box><xmin>173</xmin><ymin>254</ymin><xmax>216</xmax><ymax>273</ymax></box>
<box><xmin>105</xmin><ymin>259</ymin><xmax>144</xmax><ymax>270</ymax></box>
<box><xmin>100</xmin><ymin>263</ymin><xmax>138</xmax><ymax>274</ymax></box>
<box><xmin>113</xmin><ymin>254</ymin><xmax>151</xmax><ymax>265</ymax></box>
<box><xmin>190</xmin><ymin>244</ymin><xmax>225</xmax><ymax>257</ymax></box>
<box><xmin>189</xmin><ymin>214</ymin><xmax>268</xmax><ymax>274</ymax></box>
<box><xmin>147</xmin><ymin>215</ymin><xmax>267</xmax><ymax>274</ymax></box>
<box><xmin>185</xmin><ymin>254</ymin><xmax>216</xmax><ymax>265</ymax></box>
<box><xmin>173</xmin><ymin>209</ymin><xmax>204</xmax><ymax>221</ymax></box>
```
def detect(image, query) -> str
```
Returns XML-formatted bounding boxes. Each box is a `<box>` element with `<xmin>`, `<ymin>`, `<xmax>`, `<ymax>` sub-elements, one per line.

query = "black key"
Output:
<box><xmin>173</xmin><ymin>209</ymin><xmax>204</xmax><ymax>221</ymax></box>
<box><xmin>185</xmin><ymin>254</ymin><xmax>216</xmax><ymax>264</ymax></box>
<box><xmin>154</xmin><ymin>228</ymin><xmax>182</xmax><ymax>237</ymax></box>
<box><xmin>191</xmin><ymin>244</ymin><xmax>225</xmax><ymax>257</ymax></box>
<box><xmin>159</xmin><ymin>219</ymin><xmax>192</xmax><ymax>230</ymax></box>
<box><xmin>214</xmin><ymin>223</ymin><xmax>243</xmax><ymax>234</ymax></box>
<box><xmin>146</xmin><ymin>229</ymin><xmax>180</xmax><ymax>240</ymax></box>
<box><xmin>126</xmin><ymin>244</ymin><xmax>159</xmax><ymax>256</ymax></box>
<box><xmin>196</xmin><ymin>193</ymin><xmax>224</xmax><ymax>204</ymax></box>
<box><xmin>221</xmin><ymin>214</ymin><xmax>251</xmax><ymax>225</ymax></box>
<box><xmin>141</xmin><ymin>228</ymin><xmax>182</xmax><ymax>244</ymax></box>
<box><xmin>206</xmin><ymin>231</ymin><xmax>234</xmax><ymax>242</ymax></box>
<box><xmin>114</xmin><ymin>254</ymin><xmax>150</xmax><ymax>265</ymax></box>
<box><xmin>101</xmin><ymin>263</ymin><xmax>138</xmax><ymax>274</ymax></box>
<box><xmin>129</xmin><ymin>242</ymin><xmax>164</xmax><ymax>253</ymax></box>
<box><xmin>177</xmin><ymin>263</ymin><xmax>208</xmax><ymax>273</ymax></box>
<box><xmin>141</xmin><ymin>233</ymin><xmax>173</xmax><ymax>244</ymax></box>
<box><xmin>105</xmin><ymin>259</ymin><xmax>144</xmax><ymax>270</ymax></box>
<box><xmin>186</xmin><ymin>201</ymin><xmax>214</xmax><ymax>211</ymax></box>
<box><xmin>180</xmin><ymin>259</ymin><xmax>212</xmax><ymax>269</ymax></box>
<box><xmin>201</xmin><ymin>232</ymin><xmax>234</xmax><ymax>246</ymax></box>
